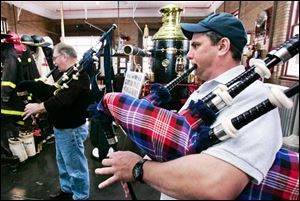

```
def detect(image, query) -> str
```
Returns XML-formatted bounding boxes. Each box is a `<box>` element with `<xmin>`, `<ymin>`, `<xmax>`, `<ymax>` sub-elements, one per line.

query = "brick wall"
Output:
<box><xmin>222</xmin><ymin>1</ymin><xmax>240</xmax><ymax>14</ymax></box>
<box><xmin>239</xmin><ymin>1</ymin><xmax>274</xmax><ymax>33</ymax></box>
<box><xmin>217</xmin><ymin>1</ymin><xmax>293</xmax><ymax>51</ymax></box>
<box><xmin>216</xmin><ymin>1</ymin><xmax>296</xmax><ymax>86</ymax></box>
<box><xmin>272</xmin><ymin>1</ymin><xmax>293</xmax><ymax>48</ymax></box>
<box><xmin>1</xmin><ymin>2</ymin><xmax>58</xmax><ymax>41</ymax></box>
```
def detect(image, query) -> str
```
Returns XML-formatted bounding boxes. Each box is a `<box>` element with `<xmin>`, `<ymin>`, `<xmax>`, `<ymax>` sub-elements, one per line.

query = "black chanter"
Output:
<box><xmin>146</xmin><ymin>65</ymin><xmax>197</xmax><ymax>105</ymax></box>
<box><xmin>36</xmin><ymin>66</ymin><xmax>59</xmax><ymax>83</ymax></box>
<box><xmin>164</xmin><ymin>66</ymin><xmax>197</xmax><ymax>89</ymax></box>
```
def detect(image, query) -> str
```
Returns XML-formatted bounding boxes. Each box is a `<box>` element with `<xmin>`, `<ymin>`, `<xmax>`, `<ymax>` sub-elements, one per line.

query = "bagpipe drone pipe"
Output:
<box><xmin>16</xmin><ymin>24</ymin><xmax>117</xmax><ymax>102</ymax></box>
<box><xmin>208</xmin><ymin>83</ymin><xmax>298</xmax><ymax>145</ymax></box>
<box><xmin>94</xmin><ymin>34</ymin><xmax>299</xmax><ymax>162</ymax></box>
<box><xmin>223</xmin><ymin>83</ymin><xmax>299</xmax><ymax>200</ymax></box>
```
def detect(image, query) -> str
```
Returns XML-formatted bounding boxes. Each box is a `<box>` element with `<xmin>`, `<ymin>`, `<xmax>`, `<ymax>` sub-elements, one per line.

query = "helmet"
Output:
<box><xmin>43</xmin><ymin>36</ymin><xmax>54</xmax><ymax>49</ymax></box>
<box><xmin>31</xmin><ymin>35</ymin><xmax>50</xmax><ymax>47</ymax></box>
<box><xmin>1</xmin><ymin>33</ymin><xmax>12</xmax><ymax>39</ymax></box>
<box><xmin>21</xmin><ymin>34</ymin><xmax>36</xmax><ymax>46</ymax></box>
<box><xmin>1</xmin><ymin>31</ymin><xmax>26</xmax><ymax>54</ymax></box>
<box><xmin>2</xmin><ymin>31</ymin><xmax>21</xmax><ymax>44</ymax></box>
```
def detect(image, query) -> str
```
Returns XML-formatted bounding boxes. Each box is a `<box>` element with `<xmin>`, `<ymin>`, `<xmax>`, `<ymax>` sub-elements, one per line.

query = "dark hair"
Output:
<box><xmin>204</xmin><ymin>31</ymin><xmax>242</xmax><ymax>61</ymax></box>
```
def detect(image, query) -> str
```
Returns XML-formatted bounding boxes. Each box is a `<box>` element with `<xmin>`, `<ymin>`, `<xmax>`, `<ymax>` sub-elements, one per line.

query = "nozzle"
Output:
<box><xmin>122</xmin><ymin>45</ymin><xmax>151</xmax><ymax>57</ymax></box>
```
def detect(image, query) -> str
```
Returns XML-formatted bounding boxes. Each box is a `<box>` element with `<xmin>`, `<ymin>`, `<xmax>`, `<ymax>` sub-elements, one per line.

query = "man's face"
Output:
<box><xmin>186</xmin><ymin>33</ymin><xmax>219</xmax><ymax>81</ymax></box>
<box><xmin>52</xmin><ymin>50</ymin><xmax>65</xmax><ymax>72</ymax></box>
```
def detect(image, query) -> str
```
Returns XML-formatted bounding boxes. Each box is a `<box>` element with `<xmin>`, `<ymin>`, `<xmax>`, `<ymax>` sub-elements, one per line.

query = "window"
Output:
<box><xmin>283</xmin><ymin>1</ymin><xmax>299</xmax><ymax>78</ymax></box>
<box><xmin>64</xmin><ymin>36</ymin><xmax>100</xmax><ymax>59</ymax></box>
<box><xmin>1</xmin><ymin>17</ymin><xmax>8</xmax><ymax>34</ymax></box>
<box><xmin>64</xmin><ymin>36</ymin><xmax>117</xmax><ymax>77</ymax></box>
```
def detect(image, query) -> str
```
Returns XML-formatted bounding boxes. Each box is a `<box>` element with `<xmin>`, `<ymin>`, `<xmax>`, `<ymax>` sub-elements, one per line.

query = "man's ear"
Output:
<box><xmin>218</xmin><ymin>38</ymin><xmax>231</xmax><ymax>56</ymax></box>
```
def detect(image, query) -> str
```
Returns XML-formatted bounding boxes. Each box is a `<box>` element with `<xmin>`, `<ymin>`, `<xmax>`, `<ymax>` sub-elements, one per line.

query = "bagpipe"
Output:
<box><xmin>95</xmin><ymin>34</ymin><xmax>299</xmax><ymax>162</ymax></box>
<box><xmin>208</xmin><ymin>82</ymin><xmax>298</xmax><ymax>144</ymax></box>
<box><xmin>89</xmin><ymin>64</ymin><xmax>197</xmax><ymax>161</ymax></box>
<box><xmin>16</xmin><ymin>24</ymin><xmax>117</xmax><ymax>102</ymax></box>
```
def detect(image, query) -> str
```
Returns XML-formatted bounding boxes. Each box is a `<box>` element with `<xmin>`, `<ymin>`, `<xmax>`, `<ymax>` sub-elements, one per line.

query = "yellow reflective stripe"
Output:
<box><xmin>28</xmin><ymin>58</ymin><xmax>32</xmax><ymax>63</ymax></box>
<box><xmin>16</xmin><ymin>121</ymin><xmax>25</xmax><ymax>125</ymax></box>
<box><xmin>1</xmin><ymin>109</ymin><xmax>24</xmax><ymax>116</ymax></box>
<box><xmin>27</xmin><ymin>95</ymin><xmax>32</xmax><ymax>101</ymax></box>
<box><xmin>34</xmin><ymin>42</ymin><xmax>47</xmax><ymax>46</ymax></box>
<box><xmin>22</xmin><ymin>41</ymin><xmax>34</xmax><ymax>45</ymax></box>
<box><xmin>17</xmin><ymin>57</ymin><xmax>22</xmax><ymax>62</ymax></box>
<box><xmin>1</xmin><ymin>81</ymin><xmax>16</xmax><ymax>88</ymax></box>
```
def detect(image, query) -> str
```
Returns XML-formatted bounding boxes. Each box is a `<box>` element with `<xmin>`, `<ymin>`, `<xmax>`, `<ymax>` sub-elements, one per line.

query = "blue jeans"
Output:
<box><xmin>54</xmin><ymin>124</ymin><xmax>90</xmax><ymax>200</ymax></box>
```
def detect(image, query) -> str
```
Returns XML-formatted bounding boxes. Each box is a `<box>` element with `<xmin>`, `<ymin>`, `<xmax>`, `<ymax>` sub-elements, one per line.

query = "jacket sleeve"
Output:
<box><xmin>1</xmin><ymin>55</ymin><xmax>21</xmax><ymax>102</ymax></box>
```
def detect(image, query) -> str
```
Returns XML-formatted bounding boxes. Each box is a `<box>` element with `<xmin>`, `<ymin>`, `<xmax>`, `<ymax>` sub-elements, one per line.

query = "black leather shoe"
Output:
<box><xmin>49</xmin><ymin>190</ymin><xmax>73</xmax><ymax>200</ymax></box>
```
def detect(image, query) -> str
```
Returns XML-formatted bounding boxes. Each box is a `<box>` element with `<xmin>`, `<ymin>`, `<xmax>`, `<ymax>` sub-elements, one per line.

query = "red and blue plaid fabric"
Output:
<box><xmin>97</xmin><ymin>92</ymin><xmax>214</xmax><ymax>161</ymax></box>
<box><xmin>237</xmin><ymin>148</ymin><xmax>299</xmax><ymax>200</ymax></box>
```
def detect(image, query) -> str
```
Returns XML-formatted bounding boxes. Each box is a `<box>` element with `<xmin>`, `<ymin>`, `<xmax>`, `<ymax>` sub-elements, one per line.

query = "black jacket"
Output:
<box><xmin>44</xmin><ymin>71</ymin><xmax>92</xmax><ymax>129</ymax></box>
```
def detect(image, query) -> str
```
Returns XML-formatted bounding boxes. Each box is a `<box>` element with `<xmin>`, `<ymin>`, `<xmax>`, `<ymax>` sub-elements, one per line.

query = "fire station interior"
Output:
<box><xmin>1</xmin><ymin>1</ymin><xmax>299</xmax><ymax>200</ymax></box>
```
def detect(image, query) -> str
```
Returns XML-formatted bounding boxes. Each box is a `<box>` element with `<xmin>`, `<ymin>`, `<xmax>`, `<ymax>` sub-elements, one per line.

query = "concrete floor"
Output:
<box><xmin>1</xmin><ymin>128</ymin><xmax>161</xmax><ymax>200</ymax></box>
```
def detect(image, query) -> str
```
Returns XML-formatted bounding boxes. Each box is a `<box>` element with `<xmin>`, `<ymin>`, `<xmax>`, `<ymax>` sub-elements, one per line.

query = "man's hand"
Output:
<box><xmin>22</xmin><ymin>103</ymin><xmax>46</xmax><ymax>120</ymax></box>
<box><xmin>95</xmin><ymin>151</ymin><xmax>142</xmax><ymax>193</ymax></box>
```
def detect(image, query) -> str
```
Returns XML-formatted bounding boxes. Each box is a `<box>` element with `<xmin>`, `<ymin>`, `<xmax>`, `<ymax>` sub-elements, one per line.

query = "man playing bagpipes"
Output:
<box><xmin>93</xmin><ymin>13</ymin><xmax>299</xmax><ymax>200</ymax></box>
<box><xmin>21</xmin><ymin>43</ymin><xmax>92</xmax><ymax>200</ymax></box>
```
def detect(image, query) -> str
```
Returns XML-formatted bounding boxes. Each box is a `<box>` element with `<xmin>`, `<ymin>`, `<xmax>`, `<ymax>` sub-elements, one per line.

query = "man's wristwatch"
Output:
<box><xmin>132</xmin><ymin>159</ymin><xmax>148</xmax><ymax>183</ymax></box>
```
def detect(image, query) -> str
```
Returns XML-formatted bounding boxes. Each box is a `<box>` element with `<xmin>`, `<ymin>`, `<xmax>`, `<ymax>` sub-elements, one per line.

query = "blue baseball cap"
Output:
<box><xmin>181</xmin><ymin>13</ymin><xmax>247</xmax><ymax>53</ymax></box>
